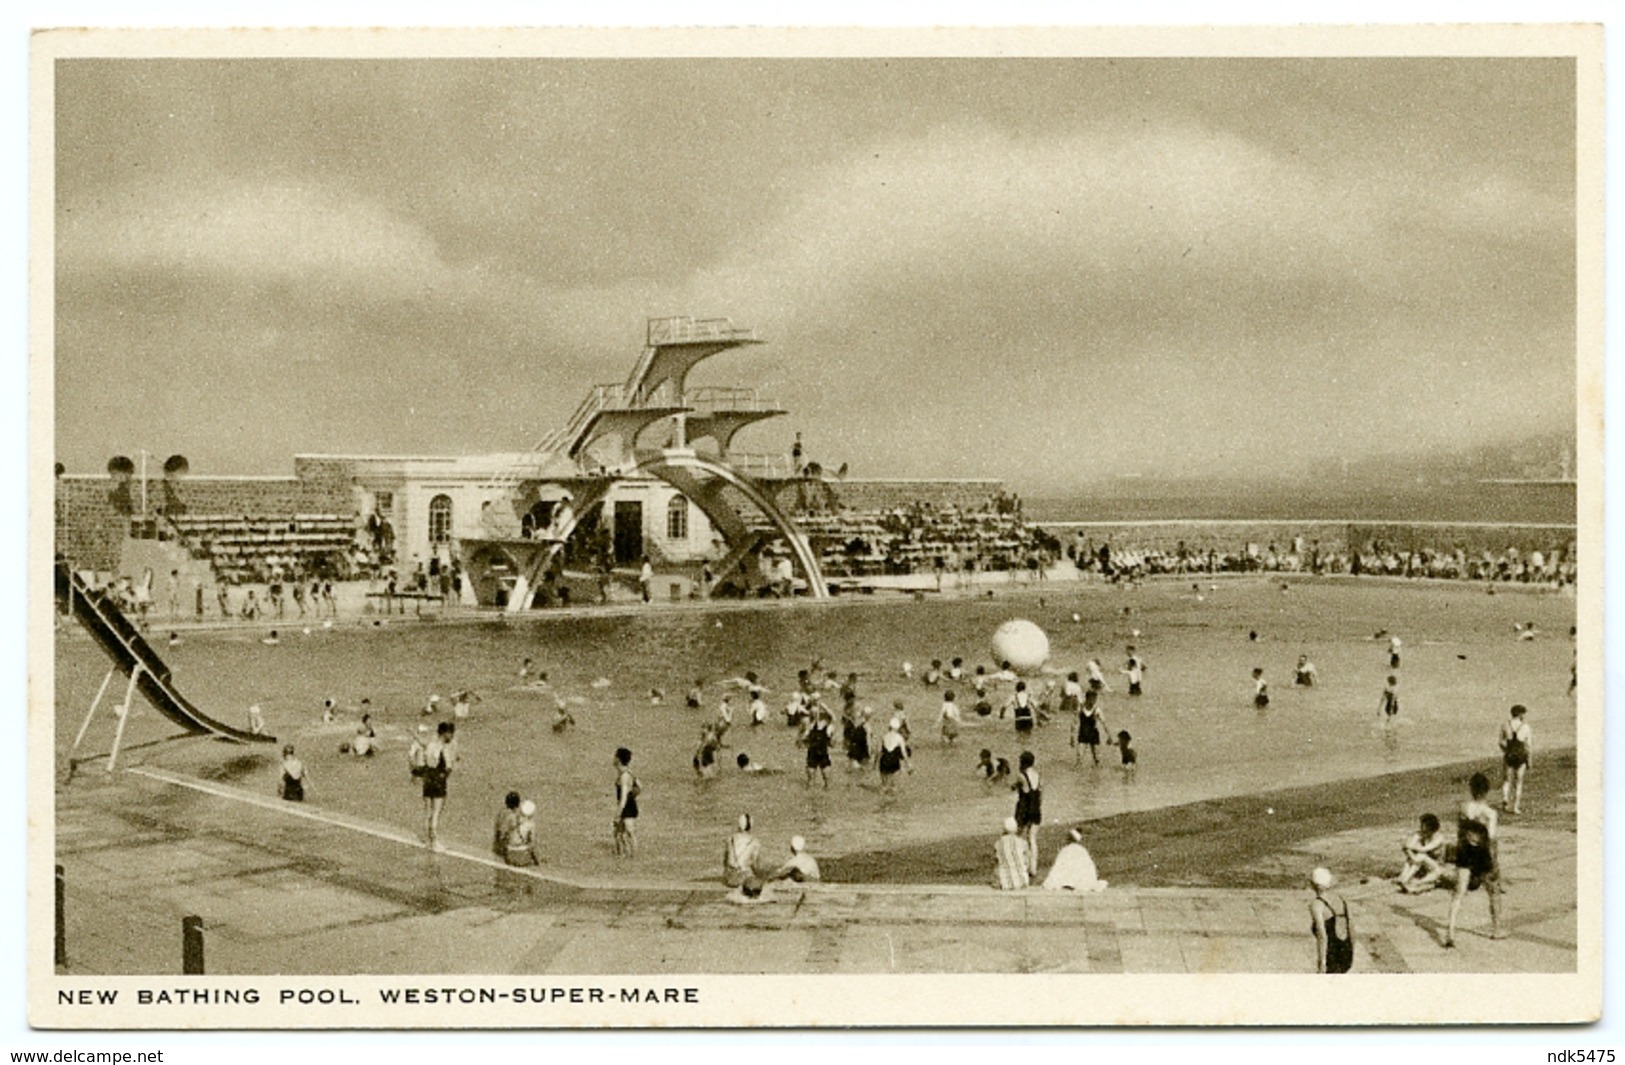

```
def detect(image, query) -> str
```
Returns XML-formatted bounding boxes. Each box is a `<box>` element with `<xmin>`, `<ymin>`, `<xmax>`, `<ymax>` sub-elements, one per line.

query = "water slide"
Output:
<box><xmin>54</xmin><ymin>560</ymin><xmax>275</xmax><ymax>745</ymax></box>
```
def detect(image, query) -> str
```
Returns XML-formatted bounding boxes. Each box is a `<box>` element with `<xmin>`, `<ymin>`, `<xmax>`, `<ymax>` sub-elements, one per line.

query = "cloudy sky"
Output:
<box><xmin>53</xmin><ymin>54</ymin><xmax>1577</xmax><ymax>493</ymax></box>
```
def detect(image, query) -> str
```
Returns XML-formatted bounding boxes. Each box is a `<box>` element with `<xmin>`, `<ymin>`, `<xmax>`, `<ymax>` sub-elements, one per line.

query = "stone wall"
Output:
<box><xmin>55</xmin><ymin>477</ymin><xmax>129</xmax><ymax>571</ymax></box>
<box><xmin>1042</xmin><ymin>520</ymin><xmax>1577</xmax><ymax>559</ymax></box>
<box><xmin>55</xmin><ymin>469</ymin><xmax>357</xmax><ymax>572</ymax></box>
<box><xmin>164</xmin><ymin>476</ymin><xmax>350</xmax><ymax>517</ymax></box>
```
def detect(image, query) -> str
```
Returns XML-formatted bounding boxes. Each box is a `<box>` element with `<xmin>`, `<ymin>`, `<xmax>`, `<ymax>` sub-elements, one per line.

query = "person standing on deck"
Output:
<box><xmin>1309</xmin><ymin>867</ymin><xmax>1354</xmax><ymax>973</ymax></box>
<box><xmin>1013</xmin><ymin>751</ymin><xmax>1043</xmax><ymax>877</ymax></box>
<box><xmin>1444</xmin><ymin>772</ymin><xmax>1505</xmax><ymax>947</ymax></box>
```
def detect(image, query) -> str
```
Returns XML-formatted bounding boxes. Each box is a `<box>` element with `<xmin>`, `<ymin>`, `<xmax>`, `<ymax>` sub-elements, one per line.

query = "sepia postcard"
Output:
<box><xmin>29</xmin><ymin>24</ymin><xmax>1604</xmax><ymax>1028</ymax></box>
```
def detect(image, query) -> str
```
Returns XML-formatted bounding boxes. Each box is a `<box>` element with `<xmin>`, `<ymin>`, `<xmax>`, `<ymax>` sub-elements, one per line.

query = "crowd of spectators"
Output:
<box><xmin>796</xmin><ymin>495</ymin><xmax>1059</xmax><ymax>581</ymax></box>
<box><xmin>1065</xmin><ymin>534</ymin><xmax>1577</xmax><ymax>587</ymax></box>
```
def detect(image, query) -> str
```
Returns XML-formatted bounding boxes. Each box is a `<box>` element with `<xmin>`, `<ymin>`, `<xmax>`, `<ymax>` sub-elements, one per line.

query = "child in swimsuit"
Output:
<box><xmin>280</xmin><ymin>745</ymin><xmax>306</xmax><ymax>801</ymax></box>
<box><xmin>1116</xmin><ymin>730</ymin><xmax>1137</xmax><ymax>770</ymax></box>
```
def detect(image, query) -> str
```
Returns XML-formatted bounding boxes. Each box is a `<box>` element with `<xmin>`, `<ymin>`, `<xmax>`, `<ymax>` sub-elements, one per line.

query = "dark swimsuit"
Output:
<box><xmin>1312</xmin><ymin>897</ymin><xmax>1354</xmax><ymax>973</ymax></box>
<box><xmin>1014</xmin><ymin>699</ymin><xmax>1034</xmax><ymax>732</ymax></box>
<box><xmin>1014</xmin><ymin>769</ymin><xmax>1043</xmax><ymax>827</ymax></box>
<box><xmin>1455</xmin><ymin>813</ymin><xmax>1497</xmax><ymax>891</ymax></box>
<box><xmin>806</xmin><ymin>724</ymin><xmax>832</xmax><ymax>769</ymax></box>
<box><xmin>619</xmin><ymin>774</ymin><xmax>638</xmax><ymax>820</ymax></box>
<box><xmin>845</xmin><ymin>721</ymin><xmax>870</xmax><ymax>763</ymax></box>
<box><xmin>281</xmin><ymin>769</ymin><xmax>304</xmax><ymax>802</ymax></box>
<box><xmin>1078</xmin><ymin>707</ymin><xmax>1101</xmax><ymax>746</ymax></box>
<box><xmin>421</xmin><ymin>751</ymin><xmax>449</xmax><ymax>800</ymax></box>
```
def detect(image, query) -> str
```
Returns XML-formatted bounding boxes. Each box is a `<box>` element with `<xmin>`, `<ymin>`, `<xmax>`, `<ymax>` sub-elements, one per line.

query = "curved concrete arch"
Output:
<box><xmin>526</xmin><ymin>452</ymin><xmax>828</xmax><ymax>605</ymax></box>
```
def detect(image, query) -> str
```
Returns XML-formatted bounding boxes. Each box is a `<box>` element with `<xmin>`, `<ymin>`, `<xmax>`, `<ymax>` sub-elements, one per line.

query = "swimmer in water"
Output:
<box><xmin>977</xmin><ymin>749</ymin><xmax>1011</xmax><ymax>784</ymax></box>
<box><xmin>551</xmin><ymin>698</ymin><xmax>576</xmax><ymax>733</ymax></box>
<box><xmin>735</xmin><ymin>752</ymin><xmax>781</xmax><ymax>775</ymax></box>
<box><xmin>1121</xmin><ymin>647</ymin><xmax>1145</xmax><ymax>696</ymax></box>
<box><xmin>1293</xmin><ymin>655</ymin><xmax>1318</xmax><ymax>687</ymax></box>
<box><xmin>1116</xmin><ymin>730</ymin><xmax>1137</xmax><ymax>771</ymax></box>
<box><xmin>938</xmin><ymin>690</ymin><xmax>962</xmax><ymax>746</ymax></box>
<box><xmin>1378</xmin><ymin>675</ymin><xmax>1401</xmax><ymax>724</ymax></box>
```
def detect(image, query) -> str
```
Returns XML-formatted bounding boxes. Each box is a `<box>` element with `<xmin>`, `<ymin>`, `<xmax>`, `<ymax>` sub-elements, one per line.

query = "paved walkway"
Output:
<box><xmin>51</xmin><ymin>767</ymin><xmax>1577</xmax><ymax>977</ymax></box>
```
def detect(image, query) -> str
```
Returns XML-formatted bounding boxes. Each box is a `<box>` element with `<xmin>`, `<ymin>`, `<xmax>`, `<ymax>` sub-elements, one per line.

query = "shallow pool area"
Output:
<box><xmin>54</xmin><ymin>578</ymin><xmax>1577</xmax><ymax>884</ymax></box>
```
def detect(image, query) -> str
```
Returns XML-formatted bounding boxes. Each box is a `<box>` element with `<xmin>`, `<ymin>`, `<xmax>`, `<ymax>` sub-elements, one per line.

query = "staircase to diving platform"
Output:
<box><xmin>465</xmin><ymin>316</ymin><xmax>827</xmax><ymax>605</ymax></box>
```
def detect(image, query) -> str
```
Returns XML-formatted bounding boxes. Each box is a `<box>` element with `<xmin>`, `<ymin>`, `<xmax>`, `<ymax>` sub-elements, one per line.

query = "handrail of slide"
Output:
<box><xmin>54</xmin><ymin>561</ymin><xmax>274</xmax><ymax>744</ymax></box>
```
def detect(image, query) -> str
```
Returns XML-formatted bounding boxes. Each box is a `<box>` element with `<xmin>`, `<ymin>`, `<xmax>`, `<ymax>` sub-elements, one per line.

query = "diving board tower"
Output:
<box><xmin>461</xmin><ymin>317</ymin><xmax>829</xmax><ymax>609</ymax></box>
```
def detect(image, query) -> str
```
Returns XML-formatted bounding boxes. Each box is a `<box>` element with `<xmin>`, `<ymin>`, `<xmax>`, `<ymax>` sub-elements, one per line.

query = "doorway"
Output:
<box><xmin>613</xmin><ymin>500</ymin><xmax>644</xmax><ymax>564</ymax></box>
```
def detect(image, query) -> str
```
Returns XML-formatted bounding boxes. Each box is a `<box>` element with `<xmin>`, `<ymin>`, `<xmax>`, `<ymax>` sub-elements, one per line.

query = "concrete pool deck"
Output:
<box><xmin>53</xmin><ymin>767</ymin><xmax>1577</xmax><ymax>977</ymax></box>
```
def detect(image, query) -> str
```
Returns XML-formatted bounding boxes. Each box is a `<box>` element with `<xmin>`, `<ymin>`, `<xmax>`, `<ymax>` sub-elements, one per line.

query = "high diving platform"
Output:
<box><xmin>459</xmin><ymin>317</ymin><xmax>828</xmax><ymax>610</ymax></box>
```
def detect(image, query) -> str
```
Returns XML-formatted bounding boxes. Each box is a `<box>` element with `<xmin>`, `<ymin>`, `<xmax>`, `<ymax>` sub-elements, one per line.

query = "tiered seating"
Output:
<box><xmin>762</xmin><ymin>503</ymin><xmax>1047</xmax><ymax>579</ymax></box>
<box><xmin>166</xmin><ymin>513</ymin><xmax>358</xmax><ymax>584</ymax></box>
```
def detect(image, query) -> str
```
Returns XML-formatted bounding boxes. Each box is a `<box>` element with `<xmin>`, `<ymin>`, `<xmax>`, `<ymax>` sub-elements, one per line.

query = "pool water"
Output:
<box><xmin>54</xmin><ymin>579</ymin><xmax>1577</xmax><ymax>884</ymax></box>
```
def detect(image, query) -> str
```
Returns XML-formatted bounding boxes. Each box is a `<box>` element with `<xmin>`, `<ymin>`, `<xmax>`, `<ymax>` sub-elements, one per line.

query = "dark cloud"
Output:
<box><xmin>54</xmin><ymin>57</ymin><xmax>1576</xmax><ymax>489</ymax></box>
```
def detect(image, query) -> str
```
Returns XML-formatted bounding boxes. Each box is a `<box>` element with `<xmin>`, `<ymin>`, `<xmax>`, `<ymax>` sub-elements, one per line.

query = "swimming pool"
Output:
<box><xmin>54</xmin><ymin>578</ymin><xmax>1577</xmax><ymax>885</ymax></box>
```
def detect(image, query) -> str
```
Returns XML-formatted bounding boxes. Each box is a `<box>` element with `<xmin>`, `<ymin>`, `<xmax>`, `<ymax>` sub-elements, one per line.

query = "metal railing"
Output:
<box><xmin>685</xmin><ymin>386</ymin><xmax>780</xmax><ymax>414</ymax></box>
<box><xmin>727</xmin><ymin>452</ymin><xmax>797</xmax><ymax>478</ymax></box>
<box><xmin>646</xmin><ymin>316</ymin><xmax>757</xmax><ymax>346</ymax></box>
<box><xmin>484</xmin><ymin>317</ymin><xmax>761</xmax><ymax>507</ymax></box>
<box><xmin>482</xmin><ymin>383</ymin><xmax>627</xmax><ymax>498</ymax></box>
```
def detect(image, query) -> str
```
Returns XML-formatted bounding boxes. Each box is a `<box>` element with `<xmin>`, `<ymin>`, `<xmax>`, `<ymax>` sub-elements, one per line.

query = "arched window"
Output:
<box><xmin>428</xmin><ymin>494</ymin><xmax>454</xmax><ymax>545</ymax></box>
<box><xmin>666</xmin><ymin>495</ymin><xmax>689</xmax><ymax>541</ymax></box>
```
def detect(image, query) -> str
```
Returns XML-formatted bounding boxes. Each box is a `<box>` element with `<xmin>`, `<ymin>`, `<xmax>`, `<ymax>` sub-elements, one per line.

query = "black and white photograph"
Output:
<box><xmin>29</xmin><ymin>24</ymin><xmax>1603</xmax><ymax>1028</ymax></box>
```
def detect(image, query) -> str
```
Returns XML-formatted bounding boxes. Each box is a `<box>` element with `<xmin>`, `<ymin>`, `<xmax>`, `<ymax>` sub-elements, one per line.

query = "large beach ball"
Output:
<box><xmin>991</xmin><ymin>619</ymin><xmax>1050</xmax><ymax>673</ymax></box>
